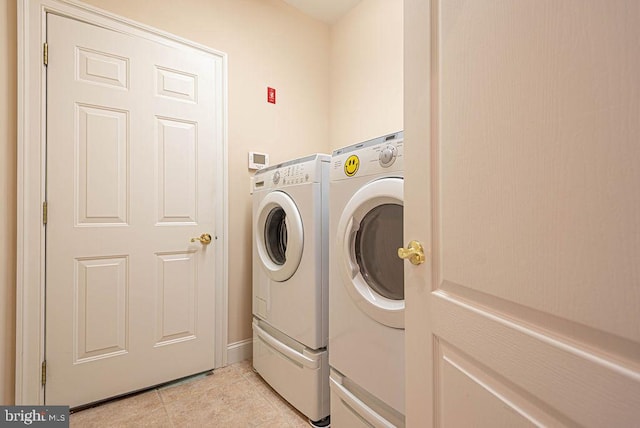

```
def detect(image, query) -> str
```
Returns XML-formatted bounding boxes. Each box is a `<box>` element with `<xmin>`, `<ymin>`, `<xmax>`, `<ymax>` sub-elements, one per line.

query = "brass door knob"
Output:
<box><xmin>191</xmin><ymin>233</ymin><xmax>212</xmax><ymax>245</ymax></box>
<box><xmin>398</xmin><ymin>240</ymin><xmax>425</xmax><ymax>265</ymax></box>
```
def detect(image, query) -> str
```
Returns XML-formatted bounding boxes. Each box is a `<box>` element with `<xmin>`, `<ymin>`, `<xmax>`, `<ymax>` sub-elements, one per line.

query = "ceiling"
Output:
<box><xmin>282</xmin><ymin>0</ymin><xmax>362</xmax><ymax>24</ymax></box>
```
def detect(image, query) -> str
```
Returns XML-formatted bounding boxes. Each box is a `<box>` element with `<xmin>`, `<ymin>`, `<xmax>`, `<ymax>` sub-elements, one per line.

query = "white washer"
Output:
<box><xmin>329</xmin><ymin>132</ymin><xmax>405</xmax><ymax>427</ymax></box>
<box><xmin>252</xmin><ymin>153</ymin><xmax>330</xmax><ymax>425</ymax></box>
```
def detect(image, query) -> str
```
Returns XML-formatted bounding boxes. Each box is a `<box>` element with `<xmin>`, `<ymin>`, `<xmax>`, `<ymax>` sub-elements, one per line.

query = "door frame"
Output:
<box><xmin>16</xmin><ymin>0</ymin><xmax>229</xmax><ymax>405</ymax></box>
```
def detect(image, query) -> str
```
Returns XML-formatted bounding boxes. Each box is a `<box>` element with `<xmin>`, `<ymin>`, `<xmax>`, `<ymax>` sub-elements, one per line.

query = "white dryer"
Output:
<box><xmin>329</xmin><ymin>132</ymin><xmax>405</xmax><ymax>427</ymax></box>
<box><xmin>252</xmin><ymin>154</ymin><xmax>330</xmax><ymax>425</ymax></box>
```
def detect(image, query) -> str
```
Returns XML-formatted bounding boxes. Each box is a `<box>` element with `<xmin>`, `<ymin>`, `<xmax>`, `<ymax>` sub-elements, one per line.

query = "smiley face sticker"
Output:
<box><xmin>344</xmin><ymin>155</ymin><xmax>360</xmax><ymax>177</ymax></box>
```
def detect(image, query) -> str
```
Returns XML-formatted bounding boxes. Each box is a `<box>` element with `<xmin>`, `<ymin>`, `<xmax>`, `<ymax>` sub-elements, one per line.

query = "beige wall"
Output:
<box><xmin>0</xmin><ymin>0</ymin><xmax>17</xmax><ymax>406</ymax></box>
<box><xmin>330</xmin><ymin>0</ymin><xmax>403</xmax><ymax>150</ymax></box>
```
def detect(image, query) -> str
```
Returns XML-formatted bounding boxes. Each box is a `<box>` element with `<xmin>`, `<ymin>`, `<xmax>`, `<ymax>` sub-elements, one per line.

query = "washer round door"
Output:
<box><xmin>336</xmin><ymin>177</ymin><xmax>404</xmax><ymax>328</ymax></box>
<box><xmin>255</xmin><ymin>190</ymin><xmax>304</xmax><ymax>282</ymax></box>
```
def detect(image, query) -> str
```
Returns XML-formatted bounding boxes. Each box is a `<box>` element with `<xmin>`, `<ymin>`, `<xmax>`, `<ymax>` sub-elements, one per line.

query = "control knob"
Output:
<box><xmin>379</xmin><ymin>145</ymin><xmax>397</xmax><ymax>167</ymax></box>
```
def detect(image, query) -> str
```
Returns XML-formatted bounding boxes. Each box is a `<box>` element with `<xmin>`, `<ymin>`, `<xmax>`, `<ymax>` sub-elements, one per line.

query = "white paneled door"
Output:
<box><xmin>404</xmin><ymin>1</ymin><xmax>640</xmax><ymax>427</ymax></box>
<box><xmin>46</xmin><ymin>13</ymin><xmax>219</xmax><ymax>407</ymax></box>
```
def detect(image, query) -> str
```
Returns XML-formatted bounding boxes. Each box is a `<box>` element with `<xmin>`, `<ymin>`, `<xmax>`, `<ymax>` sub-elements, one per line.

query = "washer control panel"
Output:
<box><xmin>281</xmin><ymin>163</ymin><xmax>311</xmax><ymax>186</ymax></box>
<box><xmin>252</xmin><ymin>153</ymin><xmax>330</xmax><ymax>192</ymax></box>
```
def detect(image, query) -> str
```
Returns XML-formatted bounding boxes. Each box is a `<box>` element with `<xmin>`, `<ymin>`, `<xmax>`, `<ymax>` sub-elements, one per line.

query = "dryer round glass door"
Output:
<box><xmin>337</xmin><ymin>177</ymin><xmax>404</xmax><ymax>328</ymax></box>
<box><xmin>255</xmin><ymin>190</ymin><xmax>304</xmax><ymax>282</ymax></box>
<box><xmin>355</xmin><ymin>203</ymin><xmax>404</xmax><ymax>301</ymax></box>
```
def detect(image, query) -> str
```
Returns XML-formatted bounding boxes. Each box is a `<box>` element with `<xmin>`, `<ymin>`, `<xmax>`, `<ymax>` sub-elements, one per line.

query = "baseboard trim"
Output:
<box><xmin>226</xmin><ymin>339</ymin><xmax>253</xmax><ymax>365</ymax></box>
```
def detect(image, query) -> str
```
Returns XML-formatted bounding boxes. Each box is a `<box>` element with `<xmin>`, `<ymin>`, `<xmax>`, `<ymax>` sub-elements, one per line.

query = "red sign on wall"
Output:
<box><xmin>267</xmin><ymin>87</ymin><xmax>276</xmax><ymax>104</ymax></box>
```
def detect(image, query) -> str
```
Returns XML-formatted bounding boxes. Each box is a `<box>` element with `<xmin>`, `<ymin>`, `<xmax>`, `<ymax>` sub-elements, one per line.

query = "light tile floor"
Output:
<box><xmin>70</xmin><ymin>360</ymin><xmax>310</xmax><ymax>427</ymax></box>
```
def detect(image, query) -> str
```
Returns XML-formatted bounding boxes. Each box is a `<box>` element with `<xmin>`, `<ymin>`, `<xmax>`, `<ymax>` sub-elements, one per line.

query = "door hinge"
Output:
<box><xmin>43</xmin><ymin>42</ymin><xmax>48</xmax><ymax>66</ymax></box>
<box><xmin>41</xmin><ymin>360</ymin><xmax>46</xmax><ymax>386</ymax></box>
<box><xmin>43</xmin><ymin>201</ymin><xmax>48</xmax><ymax>225</ymax></box>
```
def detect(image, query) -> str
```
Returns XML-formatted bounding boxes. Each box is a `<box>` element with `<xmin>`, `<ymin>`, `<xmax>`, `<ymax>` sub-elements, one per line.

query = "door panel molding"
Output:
<box><xmin>434</xmin><ymin>337</ymin><xmax>567</xmax><ymax>427</ymax></box>
<box><xmin>16</xmin><ymin>0</ymin><xmax>228</xmax><ymax>404</ymax></box>
<box><xmin>439</xmin><ymin>280</ymin><xmax>640</xmax><ymax>367</ymax></box>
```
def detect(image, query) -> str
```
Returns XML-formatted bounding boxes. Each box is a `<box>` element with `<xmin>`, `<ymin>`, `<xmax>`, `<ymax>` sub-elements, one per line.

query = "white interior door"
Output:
<box><xmin>45</xmin><ymin>13</ymin><xmax>220</xmax><ymax>407</ymax></box>
<box><xmin>404</xmin><ymin>1</ymin><xmax>640</xmax><ymax>426</ymax></box>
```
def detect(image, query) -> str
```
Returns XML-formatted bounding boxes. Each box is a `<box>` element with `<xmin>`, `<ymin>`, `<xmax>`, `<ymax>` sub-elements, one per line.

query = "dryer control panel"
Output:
<box><xmin>252</xmin><ymin>153</ymin><xmax>330</xmax><ymax>192</ymax></box>
<box><xmin>330</xmin><ymin>131</ymin><xmax>404</xmax><ymax>181</ymax></box>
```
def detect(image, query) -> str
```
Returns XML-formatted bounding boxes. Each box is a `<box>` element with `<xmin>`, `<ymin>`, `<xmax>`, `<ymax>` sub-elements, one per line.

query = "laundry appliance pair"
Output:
<box><xmin>251</xmin><ymin>132</ymin><xmax>405</xmax><ymax>428</ymax></box>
